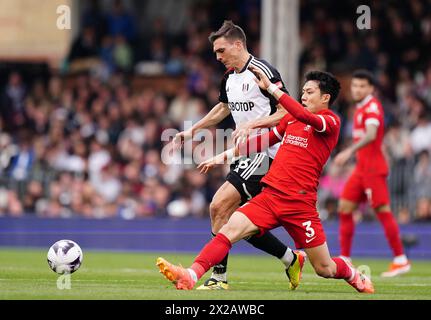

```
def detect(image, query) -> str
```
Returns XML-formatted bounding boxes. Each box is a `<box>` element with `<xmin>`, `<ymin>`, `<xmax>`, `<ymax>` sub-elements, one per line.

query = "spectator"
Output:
<box><xmin>8</xmin><ymin>132</ymin><xmax>35</xmax><ymax>181</ymax></box>
<box><xmin>0</xmin><ymin>133</ymin><xmax>18</xmax><ymax>174</ymax></box>
<box><xmin>23</xmin><ymin>180</ymin><xmax>44</xmax><ymax>213</ymax></box>
<box><xmin>318</xmin><ymin>162</ymin><xmax>352</xmax><ymax>220</ymax></box>
<box><xmin>91</xmin><ymin>162</ymin><xmax>122</xmax><ymax>205</ymax></box>
<box><xmin>385</xmin><ymin>120</ymin><xmax>412</xmax><ymax>162</ymax></box>
<box><xmin>0</xmin><ymin>72</ymin><xmax>27</xmax><ymax>132</ymax></box>
<box><xmin>106</xmin><ymin>0</ymin><xmax>136</xmax><ymax>42</ymax></box>
<box><xmin>0</xmin><ymin>188</ymin><xmax>23</xmax><ymax>217</ymax></box>
<box><xmin>413</xmin><ymin>150</ymin><xmax>431</xmax><ymax>221</ymax></box>
<box><xmin>81</xmin><ymin>0</ymin><xmax>108</xmax><ymax>44</ymax></box>
<box><xmin>165</xmin><ymin>46</ymin><xmax>185</xmax><ymax>75</ymax></box>
<box><xmin>100</xmin><ymin>35</ymin><xmax>116</xmax><ymax>75</ymax></box>
<box><xmin>409</xmin><ymin>112</ymin><xmax>431</xmax><ymax>155</ymax></box>
<box><xmin>67</xmin><ymin>26</ymin><xmax>100</xmax><ymax>63</ymax></box>
<box><xmin>113</xmin><ymin>35</ymin><xmax>133</xmax><ymax>72</ymax></box>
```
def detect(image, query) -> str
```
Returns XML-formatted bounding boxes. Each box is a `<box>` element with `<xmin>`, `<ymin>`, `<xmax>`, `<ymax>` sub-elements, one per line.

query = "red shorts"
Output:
<box><xmin>236</xmin><ymin>187</ymin><xmax>326</xmax><ymax>249</ymax></box>
<box><xmin>341</xmin><ymin>169</ymin><xmax>390</xmax><ymax>208</ymax></box>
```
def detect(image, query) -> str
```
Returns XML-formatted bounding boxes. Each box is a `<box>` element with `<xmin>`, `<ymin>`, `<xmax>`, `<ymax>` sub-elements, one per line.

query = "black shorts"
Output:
<box><xmin>226</xmin><ymin>152</ymin><xmax>273</xmax><ymax>204</ymax></box>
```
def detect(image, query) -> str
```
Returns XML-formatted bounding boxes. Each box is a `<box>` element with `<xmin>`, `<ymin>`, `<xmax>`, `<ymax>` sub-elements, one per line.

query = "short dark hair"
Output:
<box><xmin>352</xmin><ymin>69</ymin><xmax>376</xmax><ymax>86</ymax></box>
<box><xmin>208</xmin><ymin>20</ymin><xmax>247</xmax><ymax>46</ymax></box>
<box><xmin>305</xmin><ymin>71</ymin><xmax>341</xmax><ymax>105</ymax></box>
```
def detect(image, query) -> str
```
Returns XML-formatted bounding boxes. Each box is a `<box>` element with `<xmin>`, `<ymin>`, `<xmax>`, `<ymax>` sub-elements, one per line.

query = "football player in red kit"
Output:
<box><xmin>156</xmin><ymin>68</ymin><xmax>374</xmax><ymax>294</ymax></box>
<box><xmin>334</xmin><ymin>70</ymin><xmax>410</xmax><ymax>277</ymax></box>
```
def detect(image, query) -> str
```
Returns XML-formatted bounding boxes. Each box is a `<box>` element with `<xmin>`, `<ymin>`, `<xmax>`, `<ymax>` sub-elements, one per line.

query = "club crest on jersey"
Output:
<box><xmin>366</xmin><ymin>102</ymin><xmax>379</xmax><ymax>114</ymax></box>
<box><xmin>242</xmin><ymin>83</ymin><xmax>250</xmax><ymax>92</ymax></box>
<box><xmin>304</xmin><ymin>125</ymin><xmax>311</xmax><ymax>131</ymax></box>
<box><xmin>357</xmin><ymin>113</ymin><xmax>363</xmax><ymax>124</ymax></box>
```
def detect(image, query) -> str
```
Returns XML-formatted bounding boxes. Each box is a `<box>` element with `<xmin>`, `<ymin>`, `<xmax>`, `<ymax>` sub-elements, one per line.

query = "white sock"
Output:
<box><xmin>347</xmin><ymin>266</ymin><xmax>356</xmax><ymax>282</ymax></box>
<box><xmin>339</xmin><ymin>255</ymin><xmax>352</xmax><ymax>263</ymax></box>
<box><xmin>211</xmin><ymin>272</ymin><xmax>227</xmax><ymax>282</ymax></box>
<box><xmin>393</xmin><ymin>255</ymin><xmax>408</xmax><ymax>265</ymax></box>
<box><xmin>187</xmin><ymin>269</ymin><xmax>198</xmax><ymax>283</ymax></box>
<box><xmin>280</xmin><ymin>248</ymin><xmax>294</xmax><ymax>268</ymax></box>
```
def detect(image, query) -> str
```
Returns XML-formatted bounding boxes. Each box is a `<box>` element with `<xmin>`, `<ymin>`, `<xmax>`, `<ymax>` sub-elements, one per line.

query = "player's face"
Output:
<box><xmin>350</xmin><ymin>78</ymin><xmax>374</xmax><ymax>102</ymax></box>
<box><xmin>213</xmin><ymin>37</ymin><xmax>242</xmax><ymax>69</ymax></box>
<box><xmin>301</xmin><ymin>80</ymin><xmax>330</xmax><ymax>112</ymax></box>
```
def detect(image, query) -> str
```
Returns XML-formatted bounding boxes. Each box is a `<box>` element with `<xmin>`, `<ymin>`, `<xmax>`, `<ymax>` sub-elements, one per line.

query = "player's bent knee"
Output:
<box><xmin>209</xmin><ymin>200</ymin><xmax>220</xmax><ymax>215</ymax></box>
<box><xmin>338</xmin><ymin>199</ymin><xmax>357</xmax><ymax>213</ymax></box>
<box><xmin>220</xmin><ymin>212</ymin><xmax>257</xmax><ymax>243</ymax></box>
<box><xmin>210</xmin><ymin>197</ymin><xmax>238</xmax><ymax>226</ymax></box>
<box><xmin>209</xmin><ymin>200</ymin><xmax>227</xmax><ymax>220</ymax></box>
<box><xmin>374</xmin><ymin>204</ymin><xmax>391</xmax><ymax>212</ymax></box>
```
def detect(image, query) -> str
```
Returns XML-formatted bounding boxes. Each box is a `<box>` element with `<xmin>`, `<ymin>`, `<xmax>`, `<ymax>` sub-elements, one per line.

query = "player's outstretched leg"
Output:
<box><xmin>157</xmin><ymin>212</ymin><xmax>260</xmax><ymax>290</ymax></box>
<box><xmin>306</xmin><ymin>243</ymin><xmax>374</xmax><ymax>294</ymax></box>
<box><xmin>196</xmin><ymin>182</ymin><xmax>240</xmax><ymax>290</ymax></box>
<box><xmin>196</xmin><ymin>232</ymin><xmax>230</xmax><ymax>290</ymax></box>
<box><xmin>338</xmin><ymin>212</ymin><xmax>355</xmax><ymax>261</ymax></box>
<box><xmin>338</xmin><ymin>257</ymin><xmax>374</xmax><ymax>293</ymax></box>
<box><xmin>376</xmin><ymin>210</ymin><xmax>411</xmax><ymax>277</ymax></box>
<box><xmin>338</xmin><ymin>199</ymin><xmax>358</xmax><ymax>262</ymax></box>
<box><xmin>156</xmin><ymin>257</ymin><xmax>196</xmax><ymax>290</ymax></box>
<box><xmin>157</xmin><ymin>233</ymin><xmax>233</xmax><ymax>291</ymax></box>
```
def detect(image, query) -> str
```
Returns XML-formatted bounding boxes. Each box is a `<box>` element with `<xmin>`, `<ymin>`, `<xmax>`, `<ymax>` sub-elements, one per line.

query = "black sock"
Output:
<box><xmin>213</xmin><ymin>253</ymin><xmax>229</xmax><ymax>275</ymax></box>
<box><xmin>246</xmin><ymin>231</ymin><xmax>288</xmax><ymax>259</ymax></box>
<box><xmin>211</xmin><ymin>232</ymin><xmax>229</xmax><ymax>276</ymax></box>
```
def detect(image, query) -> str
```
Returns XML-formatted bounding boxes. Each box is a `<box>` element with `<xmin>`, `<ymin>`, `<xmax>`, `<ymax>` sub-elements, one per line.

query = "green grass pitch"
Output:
<box><xmin>1</xmin><ymin>248</ymin><xmax>431</xmax><ymax>300</ymax></box>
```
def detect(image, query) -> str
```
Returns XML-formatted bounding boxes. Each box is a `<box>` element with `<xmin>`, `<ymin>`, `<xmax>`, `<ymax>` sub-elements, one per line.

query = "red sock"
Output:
<box><xmin>376</xmin><ymin>211</ymin><xmax>404</xmax><ymax>257</ymax></box>
<box><xmin>332</xmin><ymin>257</ymin><xmax>353</xmax><ymax>280</ymax></box>
<box><xmin>190</xmin><ymin>233</ymin><xmax>232</xmax><ymax>280</ymax></box>
<box><xmin>339</xmin><ymin>213</ymin><xmax>354</xmax><ymax>257</ymax></box>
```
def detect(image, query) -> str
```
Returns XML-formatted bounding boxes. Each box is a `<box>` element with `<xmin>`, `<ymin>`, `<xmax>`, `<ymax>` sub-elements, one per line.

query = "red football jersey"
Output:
<box><xmin>261</xmin><ymin>109</ymin><xmax>341</xmax><ymax>201</ymax></box>
<box><xmin>352</xmin><ymin>95</ymin><xmax>388</xmax><ymax>175</ymax></box>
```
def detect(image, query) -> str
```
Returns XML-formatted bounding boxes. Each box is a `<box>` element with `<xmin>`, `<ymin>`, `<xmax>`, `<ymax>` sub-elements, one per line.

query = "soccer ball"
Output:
<box><xmin>47</xmin><ymin>240</ymin><xmax>83</xmax><ymax>274</ymax></box>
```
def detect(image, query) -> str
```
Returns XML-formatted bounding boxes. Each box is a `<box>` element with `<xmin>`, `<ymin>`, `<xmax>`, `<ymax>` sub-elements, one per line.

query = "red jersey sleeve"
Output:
<box><xmin>278</xmin><ymin>94</ymin><xmax>325</xmax><ymax>131</ymax></box>
<box><xmin>273</xmin><ymin>115</ymin><xmax>288</xmax><ymax>140</ymax></box>
<box><xmin>363</xmin><ymin>101</ymin><xmax>381</xmax><ymax>128</ymax></box>
<box><xmin>238</xmin><ymin>117</ymin><xmax>285</xmax><ymax>156</ymax></box>
<box><xmin>315</xmin><ymin>111</ymin><xmax>340</xmax><ymax>135</ymax></box>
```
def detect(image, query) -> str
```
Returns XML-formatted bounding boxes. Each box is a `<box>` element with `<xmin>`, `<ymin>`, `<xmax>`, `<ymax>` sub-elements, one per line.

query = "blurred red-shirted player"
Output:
<box><xmin>156</xmin><ymin>68</ymin><xmax>374</xmax><ymax>293</ymax></box>
<box><xmin>334</xmin><ymin>70</ymin><xmax>410</xmax><ymax>277</ymax></box>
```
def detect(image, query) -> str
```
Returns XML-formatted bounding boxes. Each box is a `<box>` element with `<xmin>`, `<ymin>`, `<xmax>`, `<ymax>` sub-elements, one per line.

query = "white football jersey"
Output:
<box><xmin>219</xmin><ymin>55</ymin><xmax>289</xmax><ymax>159</ymax></box>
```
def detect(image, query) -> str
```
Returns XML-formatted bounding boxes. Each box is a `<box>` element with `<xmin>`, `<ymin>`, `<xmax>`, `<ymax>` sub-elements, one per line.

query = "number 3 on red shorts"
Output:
<box><xmin>302</xmin><ymin>220</ymin><xmax>315</xmax><ymax>238</ymax></box>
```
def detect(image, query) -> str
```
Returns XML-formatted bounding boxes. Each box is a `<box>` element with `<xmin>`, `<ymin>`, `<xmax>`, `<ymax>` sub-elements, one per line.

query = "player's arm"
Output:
<box><xmin>172</xmin><ymin>102</ymin><xmax>230</xmax><ymax>148</ymax></box>
<box><xmin>232</xmin><ymin>105</ymin><xmax>287</xmax><ymax>145</ymax></box>
<box><xmin>333</xmin><ymin>123</ymin><xmax>378</xmax><ymax>166</ymax></box>
<box><xmin>245</xmin><ymin>104</ymin><xmax>288</xmax><ymax>129</ymax></box>
<box><xmin>189</xmin><ymin>102</ymin><xmax>230</xmax><ymax>132</ymax></box>
<box><xmin>232</xmin><ymin>67</ymin><xmax>288</xmax><ymax>143</ymax></box>
<box><xmin>173</xmin><ymin>71</ymin><xmax>232</xmax><ymax>149</ymax></box>
<box><xmin>198</xmin><ymin>125</ymin><xmax>283</xmax><ymax>174</ymax></box>
<box><xmin>249</xmin><ymin>66</ymin><xmax>331</xmax><ymax>132</ymax></box>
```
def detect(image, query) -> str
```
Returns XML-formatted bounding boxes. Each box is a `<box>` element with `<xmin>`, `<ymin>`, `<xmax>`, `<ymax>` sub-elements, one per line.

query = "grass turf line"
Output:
<box><xmin>1</xmin><ymin>249</ymin><xmax>430</xmax><ymax>300</ymax></box>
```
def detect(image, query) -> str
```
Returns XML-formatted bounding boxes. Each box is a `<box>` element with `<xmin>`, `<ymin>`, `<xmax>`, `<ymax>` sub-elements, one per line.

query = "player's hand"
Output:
<box><xmin>334</xmin><ymin>148</ymin><xmax>353</xmax><ymax>166</ymax></box>
<box><xmin>197</xmin><ymin>153</ymin><xmax>226</xmax><ymax>174</ymax></box>
<box><xmin>232</xmin><ymin>122</ymin><xmax>254</xmax><ymax>146</ymax></box>
<box><xmin>249</xmin><ymin>66</ymin><xmax>272</xmax><ymax>90</ymax></box>
<box><xmin>171</xmin><ymin>130</ymin><xmax>193</xmax><ymax>150</ymax></box>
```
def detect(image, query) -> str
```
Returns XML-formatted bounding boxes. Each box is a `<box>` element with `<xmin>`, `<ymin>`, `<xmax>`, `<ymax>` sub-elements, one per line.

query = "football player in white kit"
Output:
<box><xmin>172</xmin><ymin>21</ymin><xmax>304</xmax><ymax>290</ymax></box>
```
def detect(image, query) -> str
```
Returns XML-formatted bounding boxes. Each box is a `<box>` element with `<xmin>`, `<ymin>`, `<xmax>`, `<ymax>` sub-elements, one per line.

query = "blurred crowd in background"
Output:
<box><xmin>0</xmin><ymin>0</ymin><xmax>430</xmax><ymax>222</ymax></box>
